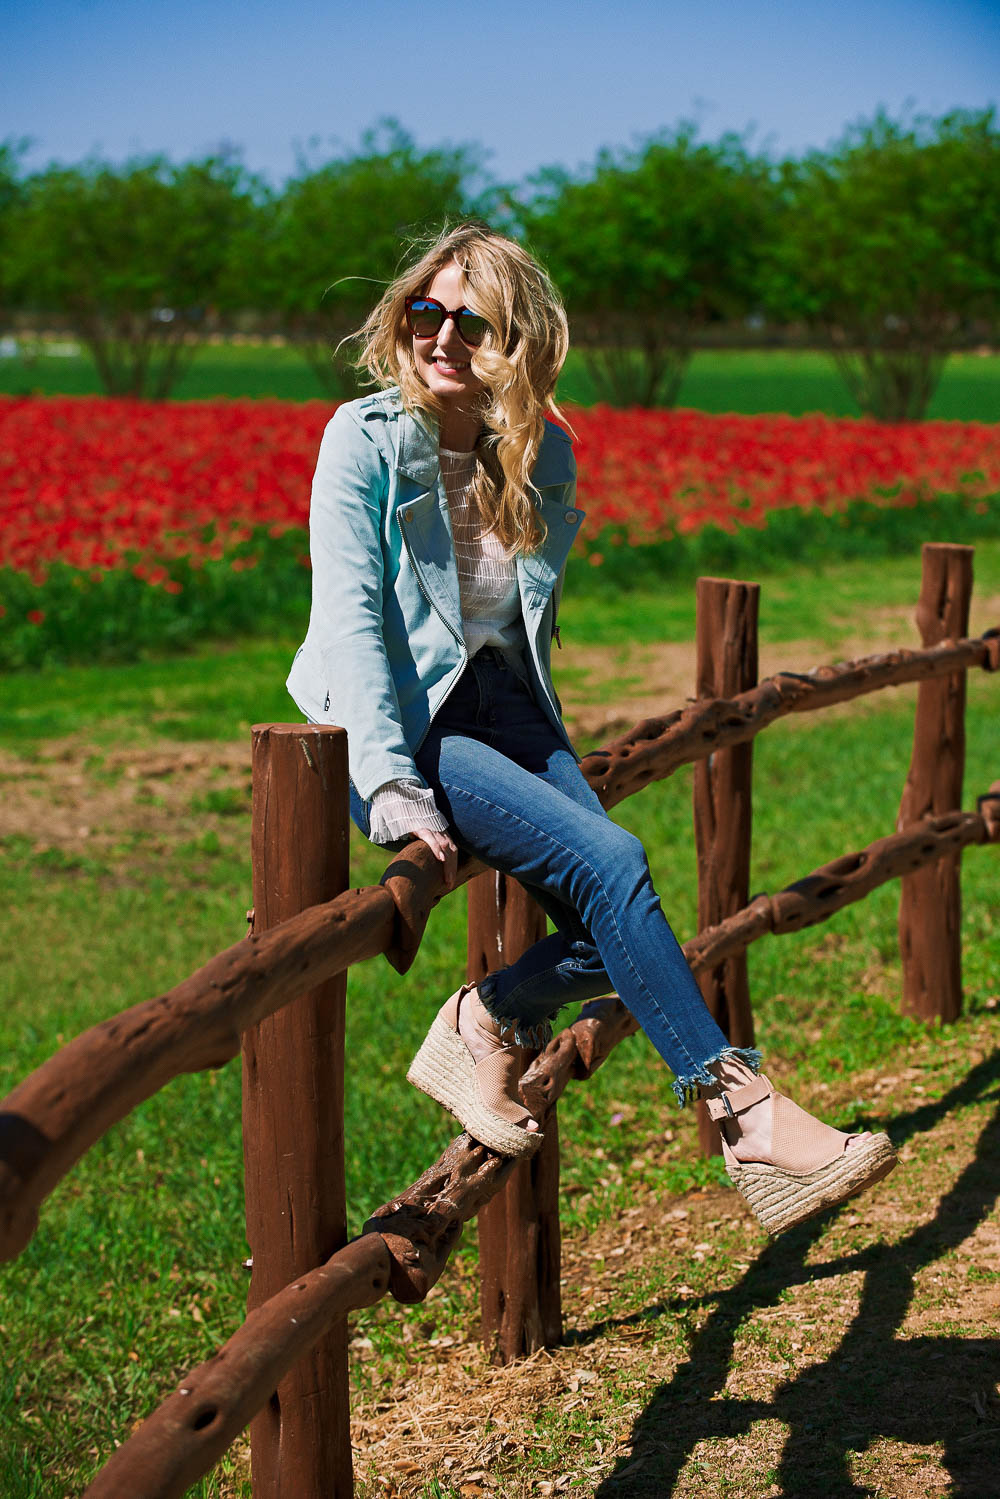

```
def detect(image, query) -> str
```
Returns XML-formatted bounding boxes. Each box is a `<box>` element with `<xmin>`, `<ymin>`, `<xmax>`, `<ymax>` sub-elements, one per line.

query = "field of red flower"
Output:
<box><xmin>1</xmin><ymin>393</ymin><xmax>997</xmax><ymax>667</ymax></box>
<box><xmin>575</xmin><ymin>404</ymin><xmax>1000</xmax><ymax>542</ymax></box>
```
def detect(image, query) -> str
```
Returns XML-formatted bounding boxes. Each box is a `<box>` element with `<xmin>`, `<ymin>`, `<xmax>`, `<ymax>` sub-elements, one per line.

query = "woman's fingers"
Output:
<box><xmin>413</xmin><ymin>828</ymin><xmax>459</xmax><ymax>887</ymax></box>
<box><xmin>441</xmin><ymin>838</ymin><xmax>459</xmax><ymax>888</ymax></box>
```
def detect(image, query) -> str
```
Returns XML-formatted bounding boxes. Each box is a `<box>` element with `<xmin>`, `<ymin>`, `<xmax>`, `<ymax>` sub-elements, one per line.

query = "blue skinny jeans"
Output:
<box><xmin>352</xmin><ymin>649</ymin><xmax>758</xmax><ymax>1105</ymax></box>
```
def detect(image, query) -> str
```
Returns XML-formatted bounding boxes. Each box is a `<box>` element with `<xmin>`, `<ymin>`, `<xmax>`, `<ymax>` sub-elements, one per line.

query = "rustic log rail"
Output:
<box><xmin>587</xmin><ymin>630</ymin><xmax>999</xmax><ymax>810</ymax></box>
<box><xmin>0</xmin><ymin>544</ymin><xmax>996</xmax><ymax>1498</ymax></box>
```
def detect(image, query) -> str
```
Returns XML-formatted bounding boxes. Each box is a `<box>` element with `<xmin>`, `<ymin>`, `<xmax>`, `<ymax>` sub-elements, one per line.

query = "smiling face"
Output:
<box><xmin>409</xmin><ymin>261</ymin><xmax>486</xmax><ymax>412</ymax></box>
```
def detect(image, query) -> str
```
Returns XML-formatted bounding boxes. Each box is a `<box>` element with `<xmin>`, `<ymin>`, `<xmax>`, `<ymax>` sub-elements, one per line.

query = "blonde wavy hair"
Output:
<box><xmin>356</xmin><ymin>223</ymin><xmax>570</xmax><ymax>554</ymax></box>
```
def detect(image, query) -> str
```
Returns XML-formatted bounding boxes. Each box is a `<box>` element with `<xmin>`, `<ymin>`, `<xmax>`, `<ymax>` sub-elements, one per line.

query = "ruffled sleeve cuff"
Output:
<box><xmin>368</xmin><ymin>779</ymin><xmax>449</xmax><ymax>845</ymax></box>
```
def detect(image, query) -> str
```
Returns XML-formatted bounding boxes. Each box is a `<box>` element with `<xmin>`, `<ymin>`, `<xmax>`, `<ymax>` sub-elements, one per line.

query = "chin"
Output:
<box><xmin>429</xmin><ymin>376</ymin><xmax>481</xmax><ymax>403</ymax></box>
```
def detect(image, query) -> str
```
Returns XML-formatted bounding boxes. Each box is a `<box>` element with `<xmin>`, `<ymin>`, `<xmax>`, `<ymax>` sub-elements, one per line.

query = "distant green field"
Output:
<box><xmin>1</xmin><ymin>340</ymin><xmax>997</xmax><ymax>421</ymax></box>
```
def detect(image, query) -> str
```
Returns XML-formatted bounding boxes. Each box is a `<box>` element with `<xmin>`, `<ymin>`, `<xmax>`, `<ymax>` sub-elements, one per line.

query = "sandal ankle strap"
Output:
<box><xmin>705</xmin><ymin>1072</ymin><xmax>771</xmax><ymax>1122</ymax></box>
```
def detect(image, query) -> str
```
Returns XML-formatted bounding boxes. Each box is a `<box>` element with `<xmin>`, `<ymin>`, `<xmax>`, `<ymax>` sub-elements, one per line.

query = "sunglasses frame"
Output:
<box><xmin>404</xmin><ymin>295</ymin><xmax>489</xmax><ymax>348</ymax></box>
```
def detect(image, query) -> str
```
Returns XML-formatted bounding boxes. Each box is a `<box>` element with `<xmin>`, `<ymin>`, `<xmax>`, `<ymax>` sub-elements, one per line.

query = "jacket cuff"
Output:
<box><xmin>369</xmin><ymin>779</ymin><xmax>448</xmax><ymax>844</ymax></box>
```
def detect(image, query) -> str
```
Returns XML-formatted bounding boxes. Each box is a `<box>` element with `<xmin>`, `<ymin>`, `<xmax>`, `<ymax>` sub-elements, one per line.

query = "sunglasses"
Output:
<box><xmin>404</xmin><ymin>295</ymin><xmax>489</xmax><ymax>348</ymax></box>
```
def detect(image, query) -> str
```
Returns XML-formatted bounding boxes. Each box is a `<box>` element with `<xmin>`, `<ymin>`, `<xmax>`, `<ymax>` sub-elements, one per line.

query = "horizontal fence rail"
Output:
<box><xmin>2</xmin><ymin>627</ymin><xmax>997</xmax><ymax>1268</ymax></box>
<box><xmin>81</xmin><ymin>798</ymin><xmax>1000</xmax><ymax>1499</ymax></box>
<box><xmin>587</xmin><ymin>630</ymin><xmax>999</xmax><ymax>809</ymax></box>
<box><xmin>83</xmin><ymin>1238</ymin><xmax>393</xmax><ymax>1499</ymax></box>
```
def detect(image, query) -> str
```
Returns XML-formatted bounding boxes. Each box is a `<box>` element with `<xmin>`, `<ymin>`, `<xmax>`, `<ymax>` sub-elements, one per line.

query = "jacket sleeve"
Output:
<box><xmin>307</xmin><ymin>405</ymin><xmax>427</xmax><ymax>798</ymax></box>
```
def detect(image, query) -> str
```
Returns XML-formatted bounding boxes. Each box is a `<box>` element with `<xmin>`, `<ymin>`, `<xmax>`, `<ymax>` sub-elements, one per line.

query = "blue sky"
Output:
<box><xmin>4</xmin><ymin>0</ymin><xmax>998</xmax><ymax>183</ymax></box>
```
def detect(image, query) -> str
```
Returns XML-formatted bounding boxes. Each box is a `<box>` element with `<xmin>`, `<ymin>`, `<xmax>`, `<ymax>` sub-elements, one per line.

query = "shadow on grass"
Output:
<box><xmin>581</xmin><ymin>1052</ymin><xmax>1000</xmax><ymax>1498</ymax></box>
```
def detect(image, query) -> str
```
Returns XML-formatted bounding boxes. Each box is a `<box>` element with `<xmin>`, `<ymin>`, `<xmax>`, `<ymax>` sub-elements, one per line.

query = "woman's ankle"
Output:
<box><xmin>704</xmin><ymin>1059</ymin><xmax>867</xmax><ymax>1170</ymax></box>
<box><xmin>455</xmin><ymin>985</ymin><xmax>539</xmax><ymax>1132</ymax></box>
<box><xmin>707</xmin><ymin>1053</ymin><xmax>761</xmax><ymax>1092</ymax></box>
<box><xmin>706</xmin><ymin>1062</ymin><xmax>773</xmax><ymax>1161</ymax></box>
<box><xmin>457</xmin><ymin>985</ymin><xmax>513</xmax><ymax>1056</ymax></box>
<box><xmin>457</xmin><ymin>985</ymin><xmax>490</xmax><ymax>1059</ymax></box>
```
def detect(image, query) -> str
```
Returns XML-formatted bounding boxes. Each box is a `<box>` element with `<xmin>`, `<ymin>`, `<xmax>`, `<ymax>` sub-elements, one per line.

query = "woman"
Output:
<box><xmin>287</xmin><ymin>223</ymin><xmax>896</xmax><ymax>1235</ymax></box>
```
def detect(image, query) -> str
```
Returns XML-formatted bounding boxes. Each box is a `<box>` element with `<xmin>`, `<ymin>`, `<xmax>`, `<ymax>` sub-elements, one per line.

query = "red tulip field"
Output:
<box><xmin>2</xmin><ymin>393</ymin><xmax>998</xmax><ymax>667</ymax></box>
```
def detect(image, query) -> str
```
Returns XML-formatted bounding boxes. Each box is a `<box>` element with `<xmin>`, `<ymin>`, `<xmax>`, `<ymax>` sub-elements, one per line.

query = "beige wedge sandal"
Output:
<box><xmin>705</xmin><ymin>1072</ymin><xmax>898</xmax><ymax>1236</ymax></box>
<box><xmin>407</xmin><ymin>984</ymin><xmax>544</xmax><ymax>1158</ymax></box>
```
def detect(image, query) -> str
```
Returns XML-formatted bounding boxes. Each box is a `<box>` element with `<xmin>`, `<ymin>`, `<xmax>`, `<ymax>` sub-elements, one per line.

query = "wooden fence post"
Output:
<box><xmin>468</xmin><ymin>872</ymin><xmax>562</xmax><ymax>1362</ymax></box>
<box><xmin>897</xmin><ymin>543</ymin><xmax>974</xmax><ymax>1023</ymax></box>
<box><xmin>243</xmin><ymin>724</ymin><xmax>352</xmax><ymax>1499</ymax></box>
<box><xmin>692</xmin><ymin>577</ymin><xmax>760</xmax><ymax>1156</ymax></box>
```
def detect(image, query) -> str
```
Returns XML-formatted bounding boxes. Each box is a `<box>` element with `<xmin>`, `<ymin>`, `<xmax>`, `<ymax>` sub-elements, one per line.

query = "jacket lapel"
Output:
<box><xmin>395</xmin><ymin>411</ymin><xmax>464</xmax><ymax>638</ymax></box>
<box><xmin>398</xmin><ymin>488</ymin><xmax>465</xmax><ymax>638</ymax></box>
<box><xmin>517</xmin><ymin>494</ymin><xmax>585</xmax><ymax>612</ymax></box>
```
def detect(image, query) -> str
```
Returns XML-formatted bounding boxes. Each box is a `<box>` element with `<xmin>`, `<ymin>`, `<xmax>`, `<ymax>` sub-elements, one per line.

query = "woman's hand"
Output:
<box><xmin>413</xmin><ymin>827</ymin><xmax>459</xmax><ymax>889</ymax></box>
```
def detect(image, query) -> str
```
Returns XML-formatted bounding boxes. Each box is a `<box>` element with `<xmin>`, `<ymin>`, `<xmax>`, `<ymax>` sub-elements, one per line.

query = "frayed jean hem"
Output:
<box><xmin>672</xmin><ymin>1045</ymin><xmax>763</xmax><ymax>1108</ymax></box>
<box><xmin>477</xmin><ymin>946</ymin><xmax>612</xmax><ymax>1051</ymax></box>
<box><xmin>486</xmin><ymin>1013</ymin><xmax>555</xmax><ymax>1050</ymax></box>
<box><xmin>477</xmin><ymin>973</ymin><xmax>556</xmax><ymax>1049</ymax></box>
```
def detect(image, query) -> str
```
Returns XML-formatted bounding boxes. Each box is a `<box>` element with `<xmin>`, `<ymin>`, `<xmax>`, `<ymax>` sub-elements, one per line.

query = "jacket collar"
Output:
<box><xmin>367</xmin><ymin>387</ymin><xmax>574</xmax><ymax>491</ymax></box>
<box><xmin>396</xmin><ymin>404</ymin><xmax>442</xmax><ymax>488</ymax></box>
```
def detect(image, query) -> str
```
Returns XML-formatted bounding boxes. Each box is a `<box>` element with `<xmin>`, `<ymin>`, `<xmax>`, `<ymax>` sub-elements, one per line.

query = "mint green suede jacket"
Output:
<box><xmin>285</xmin><ymin>388</ymin><xmax>586</xmax><ymax>800</ymax></box>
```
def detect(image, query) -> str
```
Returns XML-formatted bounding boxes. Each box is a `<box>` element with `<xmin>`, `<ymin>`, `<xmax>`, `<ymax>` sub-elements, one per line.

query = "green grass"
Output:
<box><xmin>2</xmin><ymin>341</ymin><xmax>998</xmax><ymax>421</ymax></box>
<box><xmin>0</xmin><ymin>553</ymin><xmax>998</xmax><ymax>1495</ymax></box>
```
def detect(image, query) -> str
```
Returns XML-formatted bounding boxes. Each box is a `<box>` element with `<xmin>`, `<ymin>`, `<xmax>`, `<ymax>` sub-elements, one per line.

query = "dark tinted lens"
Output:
<box><xmin>456</xmin><ymin>309</ymin><xmax>488</xmax><ymax>346</ymax></box>
<box><xmin>407</xmin><ymin>298</ymin><xmax>444</xmax><ymax>337</ymax></box>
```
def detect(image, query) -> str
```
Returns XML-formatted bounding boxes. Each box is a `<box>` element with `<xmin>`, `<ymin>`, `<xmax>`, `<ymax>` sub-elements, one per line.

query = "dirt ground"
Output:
<box><xmin>0</xmin><ymin>736</ymin><xmax>253</xmax><ymax>858</ymax></box>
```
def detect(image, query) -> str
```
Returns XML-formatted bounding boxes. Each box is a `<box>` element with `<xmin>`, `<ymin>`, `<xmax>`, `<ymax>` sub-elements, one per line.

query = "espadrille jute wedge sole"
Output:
<box><xmin>706</xmin><ymin>1069</ymin><xmax>898</xmax><ymax>1236</ymax></box>
<box><xmin>407</xmin><ymin>1001</ymin><xmax>544</xmax><ymax>1159</ymax></box>
<box><xmin>724</xmin><ymin>1131</ymin><xmax>898</xmax><ymax>1235</ymax></box>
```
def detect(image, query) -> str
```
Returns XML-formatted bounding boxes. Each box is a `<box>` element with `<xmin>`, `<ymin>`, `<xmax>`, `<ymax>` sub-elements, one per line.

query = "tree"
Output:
<box><xmin>242</xmin><ymin>121</ymin><xmax>486</xmax><ymax>397</ymax></box>
<box><xmin>0</xmin><ymin>139</ymin><xmax>28</xmax><ymax>329</ymax></box>
<box><xmin>774</xmin><ymin>108</ymin><xmax>1000</xmax><ymax>421</ymax></box>
<box><xmin>4</xmin><ymin>153</ymin><xmax>261</xmax><ymax>398</ymax></box>
<box><xmin>519</xmin><ymin>127</ymin><xmax>777</xmax><ymax>406</ymax></box>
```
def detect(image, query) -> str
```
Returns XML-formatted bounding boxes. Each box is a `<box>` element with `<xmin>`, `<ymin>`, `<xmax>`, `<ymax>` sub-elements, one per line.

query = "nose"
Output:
<box><xmin>435</xmin><ymin>313</ymin><xmax>464</xmax><ymax>350</ymax></box>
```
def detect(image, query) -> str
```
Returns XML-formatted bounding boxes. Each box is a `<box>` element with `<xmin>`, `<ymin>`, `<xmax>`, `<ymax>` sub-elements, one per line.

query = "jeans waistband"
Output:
<box><xmin>473</xmin><ymin>645</ymin><xmax>519</xmax><ymax>670</ymax></box>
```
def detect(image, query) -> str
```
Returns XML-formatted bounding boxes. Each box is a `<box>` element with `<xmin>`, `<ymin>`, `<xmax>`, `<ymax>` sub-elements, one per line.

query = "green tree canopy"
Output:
<box><xmin>773</xmin><ymin>108</ymin><xmax>1000</xmax><ymax>420</ymax></box>
<box><xmin>4</xmin><ymin>152</ymin><xmax>261</xmax><ymax>398</ymax></box>
<box><xmin>0</xmin><ymin>139</ymin><xmax>29</xmax><ymax>327</ymax></box>
<box><xmin>240</xmin><ymin>120</ymin><xmax>487</xmax><ymax>397</ymax></box>
<box><xmin>519</xmin><ymin>126</ymin><xmax>777</xmax><ymax>406</ymax></box>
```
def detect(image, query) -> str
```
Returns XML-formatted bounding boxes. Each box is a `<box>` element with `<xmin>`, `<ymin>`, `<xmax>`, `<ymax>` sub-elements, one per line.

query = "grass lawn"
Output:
<box><xmin>1</xmin><ymin>341</ymin><xmax>998</xmax><ymax>421</ymax></box>
<box><xmin>1</xmin><ymin>547</ymin><xmax>998</xmax><ymax>1497</ymax></box>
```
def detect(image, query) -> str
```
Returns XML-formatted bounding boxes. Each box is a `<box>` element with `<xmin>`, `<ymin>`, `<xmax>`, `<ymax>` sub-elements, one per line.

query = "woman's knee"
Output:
<box><xmin>574</xmin><ymin>819</ymin><xmax>652</xmax><ymax>897</ymax></box>
<box><xmin>602</xmin><ymin>819</ymin><xmax>648</xmax><ymax>865</ymax></box>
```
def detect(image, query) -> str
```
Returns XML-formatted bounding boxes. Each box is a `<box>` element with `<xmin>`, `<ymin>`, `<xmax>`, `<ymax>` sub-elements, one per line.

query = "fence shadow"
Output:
<box><xmin>591</xmin><ymin>1051</ymin><xmax>1000</xmax><ymax>1497</ymax></box>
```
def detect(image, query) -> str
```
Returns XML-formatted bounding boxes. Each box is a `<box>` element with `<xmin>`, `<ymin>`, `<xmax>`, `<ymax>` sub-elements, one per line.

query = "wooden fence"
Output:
<box><xmin>1</xmin><ymin>543</ymin><xmax>998</xmax><ymax>1499</ymax></box>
